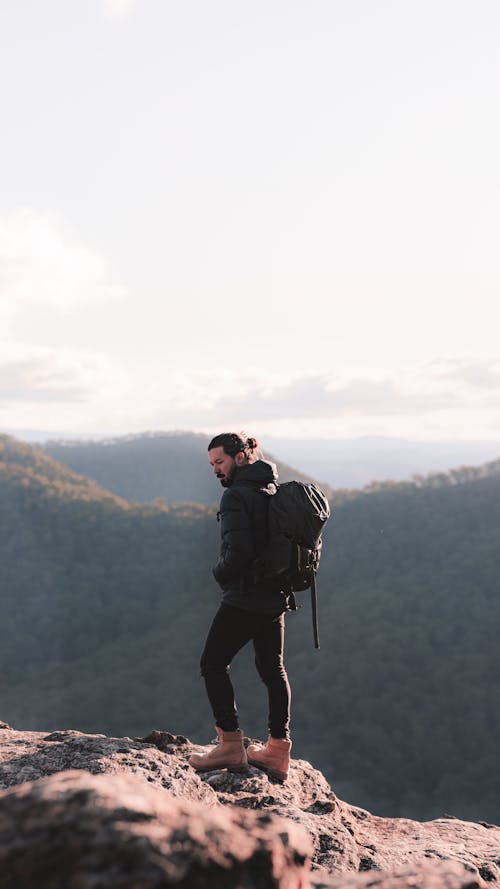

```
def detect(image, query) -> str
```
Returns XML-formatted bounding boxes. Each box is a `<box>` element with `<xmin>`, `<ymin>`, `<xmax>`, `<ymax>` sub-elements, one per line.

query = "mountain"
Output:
<box><xmin>42</xmin><ymin>431</ymin><xmax>331</xmax><ymax>504</ymax></box>
<box><xmin>8</xmin><ymin>425</ymin><xmax>500</xmax><ymax>488</ymax></box>
<box><xmin>1</xmin><ymin>434</ymin><xmax>499</xmax><ymax>824</ymax></box>
<box><xmin>1</xmin><ymin>724</ymin><xmax>498</xmax><ymax>888</ymax></box>
<box><xmin>263</xmin><ymin>435</ymin><xmax>500</xmax><ymax>488</ymax></box>
<box><xmin>0</xmin><ymin>434</ymin><xmax>128</xmax><ymax>506</ymax></box>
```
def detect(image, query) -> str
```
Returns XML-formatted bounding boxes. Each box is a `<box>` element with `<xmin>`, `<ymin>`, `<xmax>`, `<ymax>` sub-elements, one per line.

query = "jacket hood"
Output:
<box><xmin>231</xmin><ymin>459</ymin><xmax>278</xmax><ymax>495</ymax></box>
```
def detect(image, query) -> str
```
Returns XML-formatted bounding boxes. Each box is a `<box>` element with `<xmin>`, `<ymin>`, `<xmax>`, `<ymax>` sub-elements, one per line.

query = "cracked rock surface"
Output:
<box><xmin>0</xmin><ymin>725</ymin><xmax>498</xmax><ymax>888</ymax></box>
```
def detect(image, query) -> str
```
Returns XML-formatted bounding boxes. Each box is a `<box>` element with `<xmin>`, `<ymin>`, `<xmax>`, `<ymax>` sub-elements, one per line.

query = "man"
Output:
<box><xmin>188</xmin><ymin>431</ymin><xmax>292</xmax><ymax>781</ymax></box>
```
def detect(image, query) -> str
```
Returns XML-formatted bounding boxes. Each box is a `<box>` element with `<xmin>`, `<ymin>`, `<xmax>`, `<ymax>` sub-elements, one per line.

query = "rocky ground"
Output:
<box><xmin>0</xmin><ymin>721</ymin><xmax>498</xmax><ymax>888</ymax></box>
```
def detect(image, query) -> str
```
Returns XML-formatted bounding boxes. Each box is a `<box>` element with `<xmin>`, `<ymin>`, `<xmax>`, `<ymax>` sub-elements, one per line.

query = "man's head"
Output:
<box><xmin>208</xmin><ymin>432</ymin><xmax>260</xmax><ymax>487</ymax></box>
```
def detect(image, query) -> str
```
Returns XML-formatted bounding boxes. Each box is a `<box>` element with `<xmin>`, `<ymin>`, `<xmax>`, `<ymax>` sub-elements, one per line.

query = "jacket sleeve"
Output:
<box><xmin>213</xmin><ymin>488</ymin><xmax>255</xmax><ymax>585</ymax></box>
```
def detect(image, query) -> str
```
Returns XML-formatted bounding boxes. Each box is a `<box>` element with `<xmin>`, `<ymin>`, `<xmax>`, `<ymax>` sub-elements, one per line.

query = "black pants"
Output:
<box><xmin>200</xmin><ymin>603</ymin><xmax>291</xmax><ymax>739</ymax></box>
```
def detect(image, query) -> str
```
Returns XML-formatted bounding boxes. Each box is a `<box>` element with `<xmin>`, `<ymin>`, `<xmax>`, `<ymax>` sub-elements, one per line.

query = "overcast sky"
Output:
<box><xmin>1</xmin><ymin>0</ymin><xmax>499</xmax><ymax>440</ymax></box>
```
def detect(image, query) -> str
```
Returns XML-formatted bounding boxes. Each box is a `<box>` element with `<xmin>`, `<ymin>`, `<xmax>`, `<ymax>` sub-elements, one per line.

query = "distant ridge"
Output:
<box><xmin>42</xmin><ymin>429</ymin><xmax>500</xmax><ymax>507</ymax></box>
<box><xmin>6</xmin><ymin>427</ymin><xmax>500</xmax><ymax>488</ymax></box>
<box><xmin>263</xmin><ymin>435</ymin><xmax>500</xmax><ymax>488</ymax></box>
<box><xmin>334</xmin><ymin>453</ymin><xmax>500</xmax><ymax>502</ymax></box>
<box><xmin>47</xmin><ymin>429</ymin><xmax>203</xmax><ymax>447</ymax></box>
<box><xmin>6</xmin><ymin>430</ymin><xmax>500</xmax><ymax>508</ymax></box>
<box><xmin>43</xmin><ymin>431</ymin><xmax>330</xmax><ymax>505</ymax></box>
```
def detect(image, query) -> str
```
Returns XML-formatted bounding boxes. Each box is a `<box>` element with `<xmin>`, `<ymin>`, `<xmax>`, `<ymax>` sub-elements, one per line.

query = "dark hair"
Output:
<box><xmin>208</xmin><ymin>432</ymin><xmax>259</xmax><ymax>457</ymax></box>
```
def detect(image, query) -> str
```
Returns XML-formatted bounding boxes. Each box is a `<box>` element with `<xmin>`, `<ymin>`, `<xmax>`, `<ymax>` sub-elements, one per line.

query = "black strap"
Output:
<box><xmin>311</xmin><ymin>570</ymin><xmax>320</xmax><ymax>650</ymax></box>
<box><xmin>287</xmin><ymin>591</ymin><xmax>298</xmax><ymax>612</ymax></box>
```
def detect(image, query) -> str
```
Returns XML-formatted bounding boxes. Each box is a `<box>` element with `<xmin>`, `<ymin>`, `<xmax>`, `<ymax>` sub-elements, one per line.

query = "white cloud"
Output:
<box><xmin>136</xmin><ymin>362</ymin><xmax>500</xmax><ymax>440</ymax></box>
<box><xmin>103</xmin><ymin>0</ymin><xmax>135</xmax><ymax>20</ymax></box>
<box><xmin>0</xmin><ymin>209</ymin><xmax>133</xmax><ymax>432</ymax></box>
<box><xmin>208</xmin><ymin>372</ymin><xmax>455</xmax><ymax>422</ymax></box>
<box><xmin>4</xmin><ymin>356</ymin><xmax>499</xmax><ymax>441</ymax></box>
<box><xmin>0</xmin><ymin>209</ymin><xmax>125</xmax><ymax>316</ymax></box>
<box><xmin>427</xmin><ymin>359</ymin><xmax>500</xmax><ymax>391</ymax></box>
<box><xmin>0</xmin><ymin>344</ymin><xmax>121</xmax><ymax>404</ymax></box>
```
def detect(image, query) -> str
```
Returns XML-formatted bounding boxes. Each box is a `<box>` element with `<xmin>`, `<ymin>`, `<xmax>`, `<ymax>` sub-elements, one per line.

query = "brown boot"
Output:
<box><xmin>247</xmin><ymin>736</ymin><xmax>292</xmax><ymax>781</ymax></box>
<box><xmin>189</xmin><ymin>727</ymin><xmax>248</xmax><ymax>773</ymax></box>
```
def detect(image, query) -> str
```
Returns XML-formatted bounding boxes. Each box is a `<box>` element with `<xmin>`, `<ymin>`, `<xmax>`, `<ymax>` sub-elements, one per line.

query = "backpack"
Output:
<box><xmin>253</xmin><ymin>481</ymin><xmax>331</xmax><ymax>649</ymax></box>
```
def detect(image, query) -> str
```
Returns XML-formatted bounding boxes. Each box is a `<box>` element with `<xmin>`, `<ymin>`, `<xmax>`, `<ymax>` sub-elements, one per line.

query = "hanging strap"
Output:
<box><xmin>311</xmin><ymin>570</ymin><xmax>320</xmax><ymax>650</ymax></box>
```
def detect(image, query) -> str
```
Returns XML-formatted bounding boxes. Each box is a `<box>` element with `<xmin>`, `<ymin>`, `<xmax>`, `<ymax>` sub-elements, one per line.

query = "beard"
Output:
<box><xmin>217</xmin><ymin>465</ymin><xmax>236</xmax><ymax>487</ymax></box>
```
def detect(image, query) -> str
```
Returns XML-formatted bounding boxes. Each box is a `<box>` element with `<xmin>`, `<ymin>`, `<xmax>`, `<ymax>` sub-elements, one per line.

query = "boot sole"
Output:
<box><xmin>191</xmin><ymin>763</ymin><xmax>249</xmax><ymax>774</ymax></box>
<box><xmin>247</xmin><ymin>758</ymin><xmax>288</xmax><ymax>782</ymax></box>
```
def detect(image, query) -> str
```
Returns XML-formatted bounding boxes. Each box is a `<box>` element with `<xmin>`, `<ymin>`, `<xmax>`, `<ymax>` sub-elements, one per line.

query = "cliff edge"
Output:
<box><xmin>0</xmin><ymin>722</ymin><xmax>498</xmax><ymax>888</ymax></box>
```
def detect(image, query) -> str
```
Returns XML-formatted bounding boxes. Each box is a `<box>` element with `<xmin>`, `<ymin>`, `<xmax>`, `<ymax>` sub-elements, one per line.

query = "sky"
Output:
<box><xmin>1</xmin><ymin>0</ymin><xmax>499</xmax><ymax>441</ymax></box>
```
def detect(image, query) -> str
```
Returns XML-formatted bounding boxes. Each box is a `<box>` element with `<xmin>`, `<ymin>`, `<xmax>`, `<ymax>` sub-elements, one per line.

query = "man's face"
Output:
<box><xmin>208</xmin><ymin>446</ymin><xmax>238</xmax><ymax>487</ymax></box>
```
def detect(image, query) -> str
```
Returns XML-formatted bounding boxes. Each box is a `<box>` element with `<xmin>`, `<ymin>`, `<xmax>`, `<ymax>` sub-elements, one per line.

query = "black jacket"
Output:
<box><xmin>212</xmin><ymin>460</ymin><xmax>286</xmax><ymax>614</ymax></box>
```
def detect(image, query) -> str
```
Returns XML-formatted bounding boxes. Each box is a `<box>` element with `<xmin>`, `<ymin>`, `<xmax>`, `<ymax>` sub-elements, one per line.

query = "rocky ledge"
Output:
<box><xmin>0</xmin><ymin>722</ymin><xmax>498</xmax><ymax>888</ymax></box>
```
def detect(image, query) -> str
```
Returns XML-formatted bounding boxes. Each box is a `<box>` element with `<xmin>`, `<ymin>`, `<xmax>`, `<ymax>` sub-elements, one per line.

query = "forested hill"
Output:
<box><xmin>1</xmin><ymin>434</ymin><xmax>499</xmax><ymax>825</ymax></box>
<box><xmin>0</xmin><ymin>434</ymin><xmax>128</xmax><ymax>506</ymax></box>
<box><xmin>43</xmin><ymin>431</ymin><xmax>332</xmax><ymax>504</ymax></box>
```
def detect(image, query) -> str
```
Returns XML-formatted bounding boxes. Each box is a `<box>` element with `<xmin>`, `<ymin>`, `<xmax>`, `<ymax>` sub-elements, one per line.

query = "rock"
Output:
<box><xmin>0</xmin><ymin>769</ymin><xmax>312</xmax><ymax>888</ymax></box>
<box><xmin>344</xmin><ymin>803</ymin><xmax>500</xmax><ymax>878</ymax></box>
<box><xmin>311</xmin><ymin>860</ymin><xmax>490</xmax><ymax>889</ymax></box>
<box><xmin>0</xmin><ymin>725</ymin><xmax>499</xmax><ymax>887</ymax></box>
<box><xmin>0</xmin><ymin>721</ymin><xmax>11</xmax><ymax>730</ymax></box>
<box><xmin>138</xmin><ymin>730</ymin><xmax>190</xmax><ymax>752</ymax></box>
<box><xmin>0</xmin><ymin>725</ymin><xmax>216</xmax><ymax>806</ymax></box>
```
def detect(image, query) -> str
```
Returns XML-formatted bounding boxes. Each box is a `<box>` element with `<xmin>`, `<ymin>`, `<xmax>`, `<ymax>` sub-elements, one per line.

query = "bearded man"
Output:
<box><xmin>188</xmin><ymin>431</ymin><xmax>292</xmax><ymax>781</ymax></box>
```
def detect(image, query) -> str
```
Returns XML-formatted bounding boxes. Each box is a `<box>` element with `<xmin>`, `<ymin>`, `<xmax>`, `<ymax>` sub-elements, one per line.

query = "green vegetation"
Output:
<box><xmin>1</xmin><ymin>434</ymin><xmax>499</xmax><ymax>825</ymax></box>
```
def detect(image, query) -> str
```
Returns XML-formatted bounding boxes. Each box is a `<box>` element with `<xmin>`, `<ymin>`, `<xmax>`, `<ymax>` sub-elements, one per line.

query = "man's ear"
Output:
<box><xmin>234</xmin><ymin>451</ymin><xmax>246</xmax><ymax>466</ymax></box>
